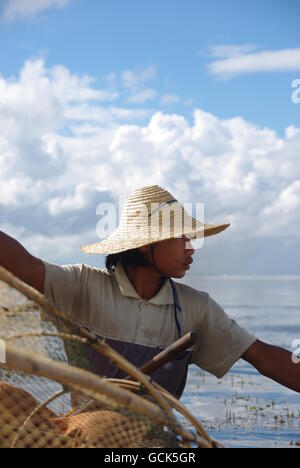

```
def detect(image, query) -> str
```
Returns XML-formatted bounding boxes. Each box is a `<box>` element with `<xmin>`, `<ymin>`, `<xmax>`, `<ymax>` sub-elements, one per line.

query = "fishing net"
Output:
<box><xmin>0</xmin><ymin>266</ymin><xmax>221</xmax><ymax>449</ymax></box>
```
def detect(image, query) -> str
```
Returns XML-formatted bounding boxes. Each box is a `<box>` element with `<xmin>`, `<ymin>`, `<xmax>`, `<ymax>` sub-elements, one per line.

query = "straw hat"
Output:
<box><xmin>80</xmin><ymin>185</ymin><xmax>230</xmax><ymax>255</ymax></box>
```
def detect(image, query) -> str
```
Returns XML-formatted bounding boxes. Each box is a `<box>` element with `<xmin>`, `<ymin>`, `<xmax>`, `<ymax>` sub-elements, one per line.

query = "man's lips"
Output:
<box><xmin>183</xmin><ymin>258</ymin><xmax>193</xmax><ymax>267</ymax></box>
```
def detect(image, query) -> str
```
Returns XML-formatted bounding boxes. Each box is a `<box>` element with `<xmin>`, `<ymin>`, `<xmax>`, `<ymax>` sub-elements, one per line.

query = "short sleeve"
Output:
<box><xmin>43</xmin><ymin>261</ymin><xmax>84</xmax><ymax>318</ymax></box>
<box><xmin>192</xmin><ymin>295</ymin><xmax>257</xmax><ymax>378</ymax></box>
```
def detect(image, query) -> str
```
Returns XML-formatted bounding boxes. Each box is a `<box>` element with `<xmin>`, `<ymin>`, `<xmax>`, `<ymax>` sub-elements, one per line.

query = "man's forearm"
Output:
<box><xmin>264</xmin><ymin>346</ymin><xmax>300</xmax><ymax>393</ymax></box>
<box><xmin>244</xmin><ymin>341</ymin><xmax>300</xmax><ymax>393</ymax></box>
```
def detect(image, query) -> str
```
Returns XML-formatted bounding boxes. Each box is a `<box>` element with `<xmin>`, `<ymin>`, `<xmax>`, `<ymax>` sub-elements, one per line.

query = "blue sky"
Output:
<box><xmin>1</xmin><ymin>0</ymin><xmax>299</xmax><ymax>133</ymax></box>
<box><xmin>0</xmin><ymin>0</ymin><xmax>300</xmax><ymax>273</ymax></box>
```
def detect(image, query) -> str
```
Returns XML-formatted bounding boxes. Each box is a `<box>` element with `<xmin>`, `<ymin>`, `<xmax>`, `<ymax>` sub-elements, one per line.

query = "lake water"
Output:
<box><xmin>179</xmin><ymin>274</ymin><xmax>300</xmax><ymax>448</ymax></box>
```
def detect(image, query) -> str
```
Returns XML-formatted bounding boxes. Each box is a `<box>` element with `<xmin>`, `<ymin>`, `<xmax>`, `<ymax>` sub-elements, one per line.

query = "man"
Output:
<box><xmin>0</xmin><ymin>184</ymin><xmax>299</xmax><ymax>399</ymax></box>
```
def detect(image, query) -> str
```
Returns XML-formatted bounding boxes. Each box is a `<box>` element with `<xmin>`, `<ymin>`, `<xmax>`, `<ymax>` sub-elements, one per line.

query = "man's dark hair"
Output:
<box><xmin>105</xmin><ymin>248</ymin><xmax>151</xmax><ymax>272</ymax></box>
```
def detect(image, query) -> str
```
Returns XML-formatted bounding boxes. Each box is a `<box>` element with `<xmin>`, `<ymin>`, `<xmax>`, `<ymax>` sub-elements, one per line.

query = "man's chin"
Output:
<box><xmin>173</xmin><ymin>271</ymin><xmax>186</xmax><ymax>279</ymax></box>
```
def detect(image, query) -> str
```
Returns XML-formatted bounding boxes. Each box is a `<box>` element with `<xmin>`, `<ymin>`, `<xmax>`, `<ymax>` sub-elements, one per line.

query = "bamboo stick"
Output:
<box><xmin>65</xmin><ymin>384</ymin><xmax>212</xmax><ymax>449</ymax></box>
<box><xmin>5</xmin><ymin>331</ymin><xmax>219</xmax><ymax>446</ymax></box>
<box><xmin>2</xmin><ymin>343</ymin><xmax>210</xmax><ymax>447</ymax></box>
<box><xmin>3</xmin><ymin>343</ymin><xmax>175</xmax><ymax>429</ymax></box>
<box><xmin>106</xmin><ymin>378</ymin><xmax>223</xmax><ymax>448</ymax></box>
<box><xmin>139</xmin><ymin>331</ymin><xmax>199</xmax><ymax>375</ymax></box>
<box><xmin>6</xmin><ymin>332</ymin><xmax>88</xmax><ymax>345</ymax></box>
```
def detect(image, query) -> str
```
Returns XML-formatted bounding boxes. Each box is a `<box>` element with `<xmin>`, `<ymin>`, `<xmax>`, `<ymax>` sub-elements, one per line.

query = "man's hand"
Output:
<box><xmin>242</xmin><ymin>340</ymin><xmax>300</xmax><ymax>393</ymax></box>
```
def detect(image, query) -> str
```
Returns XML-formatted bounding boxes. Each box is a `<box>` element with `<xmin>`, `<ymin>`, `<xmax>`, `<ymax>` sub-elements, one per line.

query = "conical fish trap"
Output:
<box><xmin>0</xmin><ymin>266</ymin><xmax>221</xmax><ymax>449</ymax></box>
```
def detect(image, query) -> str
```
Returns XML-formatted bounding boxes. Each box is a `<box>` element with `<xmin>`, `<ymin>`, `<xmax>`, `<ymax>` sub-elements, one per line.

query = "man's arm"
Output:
<box><xmin>0</xmin><ymin>231</ymin><xmax>45</xmax><ymax>294</ymax></box>
<box><xmin>242</xmin><ymin>340</ymin><xmax>300</xmax><ymax>393</ymax></box>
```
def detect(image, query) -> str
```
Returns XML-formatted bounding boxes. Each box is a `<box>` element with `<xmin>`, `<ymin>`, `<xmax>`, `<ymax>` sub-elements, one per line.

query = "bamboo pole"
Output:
<box><xmin>106</xmin><ymin>378</ymin><xmax>223</xmax><ymax>448</ymax></box>
<box><xmin>6</xmin><ymin>332</ymin><xmax>88</xmax><ymax>345</ymax></box>
<box><xmin>3</xmin><ymin>343</ymin><xmax>170</xmax><ymax>425</ymax></box>
<box><xmin>2</xmin><ymin>343</ymin><xmax>209</xmax><ymax>447</ymax></box>
<box><xmin>5</xmin><ymin>331</ymin><xmax>219</xmax><ymax>446</ymax></box>
<box><xmin>139</xmin><ymin>332</ymin><xmax>199</xmax><ymax>375</ymax></box>
<box><xmin>64</xmin><ymin>384</ymin><xmax>212</xmax><ymax>449</ymax></box>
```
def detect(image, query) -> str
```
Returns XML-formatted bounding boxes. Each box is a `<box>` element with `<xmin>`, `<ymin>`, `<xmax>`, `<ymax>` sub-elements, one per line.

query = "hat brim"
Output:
<box><xmin>80</xmin><ymin>222</ymin><xmax>230</xmax><ymax>255</ymax></box>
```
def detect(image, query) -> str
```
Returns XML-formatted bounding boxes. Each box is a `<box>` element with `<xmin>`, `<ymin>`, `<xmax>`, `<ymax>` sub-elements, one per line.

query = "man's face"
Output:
<box><xmin>141</xmin><ymin>235</ymin><xmax>195</xmax><ymax>278</ymax></box>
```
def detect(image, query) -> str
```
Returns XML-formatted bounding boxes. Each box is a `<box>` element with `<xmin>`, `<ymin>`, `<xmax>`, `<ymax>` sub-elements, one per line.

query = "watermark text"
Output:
<box><xmin>95</xmin><ymin>195</ymin><xmax>206</xmax><ymax>250</ymax></box>
<box><xmin>291</xmin><ymin>79</ymin><xmax>300</xmax><ymax>104</ymax></box>
<box><xmin>291</xmin><ymin>339</ymin><xmax>300</xmax><ymax>364</ymax></box>
<box><xmin>0</xmin><ymin>339</ymin><xmax>6</xmax><ymax>364</ymax></box>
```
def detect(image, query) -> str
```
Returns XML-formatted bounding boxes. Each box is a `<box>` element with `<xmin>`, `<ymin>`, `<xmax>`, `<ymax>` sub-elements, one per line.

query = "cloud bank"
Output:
<box><xmin>0</xmin><ymin>59</ymin><xmax>300</xmax><ymax>269</ymax></box>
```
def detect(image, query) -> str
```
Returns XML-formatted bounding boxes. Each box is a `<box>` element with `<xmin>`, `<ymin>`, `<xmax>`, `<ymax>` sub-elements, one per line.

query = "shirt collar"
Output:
<box><xmin>113</xmin><ymin>261</ymin><xmax>174</xmax><ymax>306</ymax></box>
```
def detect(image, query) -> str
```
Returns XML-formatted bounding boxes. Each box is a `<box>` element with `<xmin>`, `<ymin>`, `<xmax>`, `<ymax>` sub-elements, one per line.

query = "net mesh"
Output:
<box><xmin>0</xmin><ymin>271</ymin><xmax>220</xmax><ymax>449</ymax></box>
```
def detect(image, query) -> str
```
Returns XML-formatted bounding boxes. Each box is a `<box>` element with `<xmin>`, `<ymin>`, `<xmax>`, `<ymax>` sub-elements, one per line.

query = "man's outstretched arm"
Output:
<box><xmin>0</xmin><ymin>231</ymin><xmax>45</xmax><ymax>294</ymax></box>
<box><xmin>242</xmin><ymin>340</ymin><xmax>300</xmax><ymax>393</ymax></box>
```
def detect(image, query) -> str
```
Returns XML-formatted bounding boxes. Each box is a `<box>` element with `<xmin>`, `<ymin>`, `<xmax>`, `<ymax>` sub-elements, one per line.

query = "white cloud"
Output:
<box><xmin>121</xmin><ymin>65</ymin><xmax>158</xmax><ymax>104</ymax></box>
<box><xmin>126</xmin><ymin>88</ymin><xmax>157</xmax><ymax>104</ymax></box>
<box><xmin>207</xmin><ymin>45</ymin><xmax>300</xmax><ymax>79</ymax></box>
<box><xmin>209</xmin><ymin>43</ymin><xmax>259</xmax><ymax>59</ymax></box>
<box><xmin>160</xmin><ymin>94</ymin><xmax>180</xmax><ymax>106</ymax></box>
<box><xmin>1</xmin><ymin>59</ymin><xmax>300</xmax><ymax>266</ymax></box>
<box><xmin>2</xmin><ymin>0</ymin><xmax>70</xmax><ymax>20</ymax></box>
<box><xmin>121</xmin><ymin>66</ymin><xmax>157</xmax><ymax>89</ymax></box>
<box><xmin>48</xmin><ymin>183</ymin><xmax>96</xmax><ymax>216</ymax></box>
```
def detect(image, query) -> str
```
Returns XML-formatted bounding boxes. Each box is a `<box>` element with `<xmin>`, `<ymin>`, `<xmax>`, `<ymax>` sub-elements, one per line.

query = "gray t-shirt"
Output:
<box><xmin>43</xmin><ymin>260</ymin><xmax>257</xmax><ymax>398</ymax></box>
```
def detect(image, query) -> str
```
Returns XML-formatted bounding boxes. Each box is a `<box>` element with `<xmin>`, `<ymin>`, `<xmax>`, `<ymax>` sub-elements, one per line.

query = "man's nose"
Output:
<box><xmin>184</xmin><ymin>236</ymin><xmax>195</xmax><ymax>253</ymax></box>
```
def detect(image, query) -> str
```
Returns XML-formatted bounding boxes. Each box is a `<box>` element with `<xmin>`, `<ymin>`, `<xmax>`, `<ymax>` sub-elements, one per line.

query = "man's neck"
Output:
<box><xmin>123</xmin><ymin>263</ymin><xmax>166</xmax><ymax>301</ymax></box>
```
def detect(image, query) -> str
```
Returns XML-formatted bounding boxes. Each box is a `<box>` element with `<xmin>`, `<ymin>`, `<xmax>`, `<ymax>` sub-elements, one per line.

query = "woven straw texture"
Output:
<box><xmin>80</xmin><ymin>185</ymin><xmax>230</xmax><ymax>255</ymax></box>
